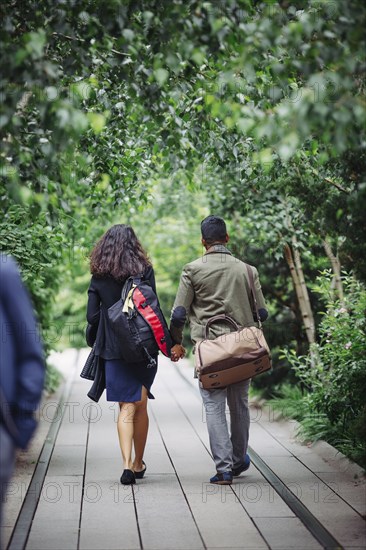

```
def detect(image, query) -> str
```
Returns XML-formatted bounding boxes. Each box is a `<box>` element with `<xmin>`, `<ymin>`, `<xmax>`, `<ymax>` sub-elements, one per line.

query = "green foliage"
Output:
<box><xmin>1</xmin><ymin>0</ymin><xmax>365</xmax><ymax>418</ymax></box>
<box><xmin>44</xmin><ymin>362</ymin><xmax>62</xmax><ymax>395</ymax></box>
<box><xmin>51</xmin><ymin>227</ymin><xmax>104</xmax><ymax>351</ymax></box>
<box><xmin>269</xmin><ymin>384</ymin><xmax>365</xmax><ymax>468</ymax></box>
<box><xmin>275</xmin><ymin>273</ymin><xmax>366</xmax><ymax>467</ymax></box>
<box><xmin>0</xmin><ymin>202</ymin><xmax>66</xmax><ymax>391</ymax></box>
<box><xmin>267</xmin><ymin>384</ymin><xmax>310</xmax><ymax>423</ymax></box>
<box><xmin>295</xmin><ymin>274</ymin><xmax>366</xmax><ymax>424</ymax></box>
<box><xmin>52</xmin><ymin>263</ymin><xmax>91</xmax><ymax>351</ymax></box>
<box><xmin>0</xmin><ymin>204</ymin><xmax>64</xmax><ymax>354</ymax></box>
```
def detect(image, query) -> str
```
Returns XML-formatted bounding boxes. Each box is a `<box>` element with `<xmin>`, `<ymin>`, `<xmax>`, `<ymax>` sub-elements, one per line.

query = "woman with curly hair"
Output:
<box><xmin>86</xmin><ymin>224</ymin><xmax>161</xmax><ymax>485</ymax></box>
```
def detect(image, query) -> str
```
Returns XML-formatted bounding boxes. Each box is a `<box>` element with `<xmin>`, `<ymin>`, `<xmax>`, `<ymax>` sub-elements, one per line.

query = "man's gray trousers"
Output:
<box><xmin>199</xmin><ymin>379</ymin><xmax>251</xmax><ymax>473</ymax></box>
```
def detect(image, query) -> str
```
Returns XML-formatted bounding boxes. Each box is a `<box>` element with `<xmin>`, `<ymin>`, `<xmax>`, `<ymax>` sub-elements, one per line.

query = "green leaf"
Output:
<box><xmin>154</xmin><ymin>68</ymin><xmax>169</xmax><ymax>86</ymax></box>
<box><xmin>24</xmin><ymin>29</ymin><xmax>46</xmax><ymax>59</ymax></box>
<box><xmin>191</xmin><ymin>49</ymin><xmax>205</xmax><ymax>66</ymax></box>
<box><xmin>257</xmin><ymin>148</ymin><xmax>273</xmax><ymax>171</ymax></box>
<box><xmin>122</xmin><ymin>29</ymin><xmax>135</xmax><ymax>42</ymax></box>
<box><xmin>87</xmin><ymin>113</ymin><xmax>106</xmax><ymax>134</ymax></box>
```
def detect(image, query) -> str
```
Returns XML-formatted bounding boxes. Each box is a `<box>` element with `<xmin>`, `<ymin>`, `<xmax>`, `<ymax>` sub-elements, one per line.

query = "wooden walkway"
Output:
<box><xmin>2</xmin><ymin>349</ymin><xmax>365</xmax><ymax>550</ymax></box>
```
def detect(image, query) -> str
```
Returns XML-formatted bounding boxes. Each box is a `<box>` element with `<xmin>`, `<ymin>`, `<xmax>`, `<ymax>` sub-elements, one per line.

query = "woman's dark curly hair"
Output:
<box><xmin>90</xmin><ymin>224</ymin><xmax>151</xmax><ymax>280</ymax></box>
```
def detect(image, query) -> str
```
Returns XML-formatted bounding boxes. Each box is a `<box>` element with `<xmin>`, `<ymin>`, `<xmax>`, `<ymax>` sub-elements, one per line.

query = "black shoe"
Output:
<box><xmin>134</xmin><ymin>461</ymin><xmax>146</xmax><ymax>479</ymax></box>
<box><xmin>120</xmin><ymin>469</ymin><xmax>136</xmax><ymax>485</ymax></box>
<box><xmin>232</xmin><ymin>454</ymin><xmax>251</xmax><ymax>477</ymax></box>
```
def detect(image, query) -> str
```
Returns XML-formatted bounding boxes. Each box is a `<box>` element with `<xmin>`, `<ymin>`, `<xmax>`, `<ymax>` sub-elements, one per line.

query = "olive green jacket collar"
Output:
<box><xmin>204</xmin><ymin>244</ymin><xmax>232</xmax><ymax>255</ymax></box>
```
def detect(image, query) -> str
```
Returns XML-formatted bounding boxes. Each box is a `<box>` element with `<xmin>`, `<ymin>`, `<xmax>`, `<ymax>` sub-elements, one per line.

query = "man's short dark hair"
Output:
<box><xmin>201</xmin><ymin>215</ymin><xmax>227</xmax><ymax>243</ymax></box>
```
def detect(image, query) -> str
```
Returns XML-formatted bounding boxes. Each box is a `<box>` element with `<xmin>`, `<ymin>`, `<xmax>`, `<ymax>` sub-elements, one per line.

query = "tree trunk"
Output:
<box><xmin>323</xmin><ymin>238</ymin><xmax>344</xmax><ymax>305</ymax></box>
<box><xmin>284</xmin><ymin>242</ymin><xmax>316</xmax><ymax>350</ymax></box>
<box><xmin>291</xmin><ymin>234</ymin><xmax>316</xmax><ymax>345</ymax></box>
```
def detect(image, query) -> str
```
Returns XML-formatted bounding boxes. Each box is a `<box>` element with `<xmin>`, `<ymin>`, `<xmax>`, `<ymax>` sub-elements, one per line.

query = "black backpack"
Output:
<box><xmin>107</xmin><ymin>275</ymin><xmax>172</xmax><ymax>366</ymax></box>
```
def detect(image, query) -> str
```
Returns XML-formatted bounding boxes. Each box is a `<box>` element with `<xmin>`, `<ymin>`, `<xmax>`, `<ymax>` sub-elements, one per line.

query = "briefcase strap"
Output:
<box><xmin>246</xmin><ymin>265</ymin><xmax>262</xmax><ymax>329</ymax></box>
<box><xmin>204</xmin><ymin>314</ymin><xmax>239</xmax><ymax>339</ymax></box>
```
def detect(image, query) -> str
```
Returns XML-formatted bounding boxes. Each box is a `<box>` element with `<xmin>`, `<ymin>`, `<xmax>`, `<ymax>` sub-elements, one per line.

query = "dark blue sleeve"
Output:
<box><xmin>0</xmin><ymin>256</ymin><xmax>45</xmax><ymax>448</ymax></box>
<box><xmin>253</xmin><ymin>308</ymin><xmax>268</xmax><ymax>322</ymax></box>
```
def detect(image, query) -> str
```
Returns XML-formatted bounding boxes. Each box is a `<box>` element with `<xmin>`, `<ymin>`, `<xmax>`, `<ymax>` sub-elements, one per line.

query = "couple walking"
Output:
<box><xmin>86</xmin><ymin>216</ymin><xmax>268</xmax><ymax>486</ymax></box>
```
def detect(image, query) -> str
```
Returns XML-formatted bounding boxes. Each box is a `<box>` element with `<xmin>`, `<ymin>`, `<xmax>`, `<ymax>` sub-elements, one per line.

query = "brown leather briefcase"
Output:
<box><xmin>195</xmin><ymin>315</ymin><xmax>272</xmax><ymax>389</ymax></box>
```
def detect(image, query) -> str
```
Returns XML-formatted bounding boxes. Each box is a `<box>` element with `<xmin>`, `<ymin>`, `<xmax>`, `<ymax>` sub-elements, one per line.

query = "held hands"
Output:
<box><xmin>170</xmin><ymin>344</ymin><xmax>186</xmax><ymax>362</ymax></box>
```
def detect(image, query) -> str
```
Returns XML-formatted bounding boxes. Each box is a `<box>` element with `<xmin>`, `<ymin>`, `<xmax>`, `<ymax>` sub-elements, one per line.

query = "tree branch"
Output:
<box><xmin>52</xmin><ymin>32</ymin><xmax>130</xmax><ymax>57</ymax></box>
<box><xmin>323</xmin><ymin>176</ymin><xmax>349</xmax><ymax>194</ymax></box>
<box><xmin>310</xmin><ymin>168</ymin><xmax>349</xmax><ymax>194</ymax></box>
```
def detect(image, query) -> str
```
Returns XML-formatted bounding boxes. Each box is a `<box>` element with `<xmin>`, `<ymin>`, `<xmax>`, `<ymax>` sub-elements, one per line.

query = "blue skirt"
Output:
<box><xmin>104</xmin><ymin>357</ymin><xmax>158</xmax><ymax>402</ymax></box>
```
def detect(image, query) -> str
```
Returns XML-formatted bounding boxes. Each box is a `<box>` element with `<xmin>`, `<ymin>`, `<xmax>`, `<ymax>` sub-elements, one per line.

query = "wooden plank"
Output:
<box><xmin>79</xmin><ymin>397</ymin><xmax>140</xmax><ymax>550</ymax></box>
<box><xmin>151</xmin><ymin>361</ymin><xmax>268</xmax><ymax>549</ymax></box>
<box><xmin>13</xmin><ymin>351</ymin><xmax>364</xmax><ymax>550</ymax></box>
<box><xmin>130</xmin><ymin>393</ymin><xmax>204</xmax><ymax>549</ymax></box>
<box><xmin>79</xmin><ymin>481</ymin><xmax>140</xmax><ymax>550</ymax></box>
<box><xmin>134</xmin><ymin>476</ymin><xmax>204</xmax><ymax>550</ymax></box>
<box><xmin>25</xmin><ymin>366</ymin><xmax>87</xmax><ymax>550</ymax></box>
<box><xmin>47</xmin><ymin>445</ymin><xmax>86</xmax><ymax>477</ymax></box>
<box><xmin>253</xmin><ymin>517</ymin><xmax>322</xmax><ymax>549</ymax></box>
<box><xmin>247</xmin><ymin>423</ymin><xmax>293</xmax><ymax>457</ymax></box>
<box><xmin>170</xmin><ymin>358</ymin><xmax>366</xmax><ymax>548</ymax></box>
<box><xmin>318</xmin><ymin>471</ymin><xmax>366</xmax><ymax>517</ymax></box>
<box><xmin>10</xmin><ymin>354</ymin><xmax>81</xmax><ymax>550</ymax></box>
<box><xmin>157</xmin><ymin>359</ymin><xmax>325</xmax><ymax>549</ymax></box>
<box><xmin>26</xmin><ymin>475</ymin><xmax>83</xmax><ymax>550</ymax></box>
<box><xmin>263</xmin><ymin>455</ymin><xmax>366</xmax><ymax>549</ymax></box>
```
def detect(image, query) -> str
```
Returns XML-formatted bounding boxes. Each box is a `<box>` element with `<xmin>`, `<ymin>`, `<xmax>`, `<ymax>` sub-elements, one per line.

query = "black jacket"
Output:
<box><xmin>86</xmin><ymin>266</ymin><xmax>157</xmax><ymax>360</ymax></box>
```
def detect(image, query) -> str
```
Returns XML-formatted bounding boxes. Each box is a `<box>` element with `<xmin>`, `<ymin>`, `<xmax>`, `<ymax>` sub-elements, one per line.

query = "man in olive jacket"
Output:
<box><xmin>170</xmin><ymin>216</ymin><xmax>268</xmax><ymax>485</ymax></box>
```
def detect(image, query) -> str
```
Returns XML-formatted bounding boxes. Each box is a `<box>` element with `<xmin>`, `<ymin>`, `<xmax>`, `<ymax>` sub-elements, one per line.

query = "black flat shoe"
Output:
<box><xmin>120</xmin><ymin>469</ymin><xmax>136</xmax><ymax>485</ymax></box>
<box><xmin>134</xmin><ymin>461</ymin><xmax>146</xmax><ymax>479</ymax></box>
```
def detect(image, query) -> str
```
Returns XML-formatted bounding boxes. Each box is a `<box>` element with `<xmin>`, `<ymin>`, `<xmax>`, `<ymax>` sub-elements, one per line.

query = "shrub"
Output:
<box><xmin>0</xmin><ymin>204</ymin><xmax>65</xmax><ymax>392</ymax></box>
<box><xmin>278</xmin><ymin>273</ymin><xmax>366</xmax><ymax>468</ymax></box>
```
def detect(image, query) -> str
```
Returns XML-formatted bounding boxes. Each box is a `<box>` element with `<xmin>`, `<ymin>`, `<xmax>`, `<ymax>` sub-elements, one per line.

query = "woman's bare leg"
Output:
<box><xmin>117</xmin><ymin>401</ymin><xmax>136</xmax><ymax>470</ymax></box>
<box><xmin>133</xmin><ymin>386</ymin><xmax>149</xmax><ymax>472</ymax></box>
